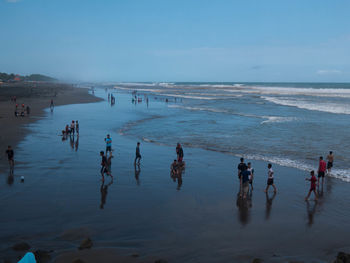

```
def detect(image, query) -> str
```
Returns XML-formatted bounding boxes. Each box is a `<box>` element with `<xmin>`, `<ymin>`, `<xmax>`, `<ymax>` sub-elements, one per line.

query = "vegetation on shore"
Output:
<box><xmin>0</xmin><ymin>72</ymin><xmax>56</xmax><ymax>82</ymax></box>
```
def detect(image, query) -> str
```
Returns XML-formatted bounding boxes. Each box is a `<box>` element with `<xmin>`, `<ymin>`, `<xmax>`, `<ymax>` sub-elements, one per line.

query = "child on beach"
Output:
<box><xmin>5</xmin><ymin>145</ymin><xmax>14</xmax><ymax>171</ymax></box>
<box><xmin>247</xmin><ymin>162</ymin><xmax>254</xmax><ymax>190</ymax></box>
<box><xmin>264</xmin><ymin>163</ymin><xmax>277</xmax><ymax>193</ymax></box>
<box><xmin>134</xmin><ymin>142</ymin><xmax>141</xmax><ymax>165</ymax></box>
<box><xmin>318</xmin><ymin>156</ymin><xmax>327</xmax><ymax>186</ymax></box>
<box><xmin>176</xmin><ymin>143</ymin><xmax>184</xmax><ymax>163</ymax></box>
<box><xmin>104</xmin><ymin>134</ymin><xmax>112</xmax><ymax>155</ymax></box>
<box><xmin>305</xmin><ymin>170</ymin><xmax>318</xmax><ymax>201</ymax></box>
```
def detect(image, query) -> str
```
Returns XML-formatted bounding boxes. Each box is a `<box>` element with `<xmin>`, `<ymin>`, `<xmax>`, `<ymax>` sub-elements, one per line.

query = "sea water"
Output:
<box><xmin>114</xmin><ymin>82</ymin><xmax>350</xmax><ymax>182</ymax></box>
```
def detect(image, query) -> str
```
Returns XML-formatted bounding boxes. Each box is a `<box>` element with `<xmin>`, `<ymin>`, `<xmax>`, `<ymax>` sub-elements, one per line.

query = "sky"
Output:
<box><xmin>0</xmin><ymin>0</ymin><xmax>349</xmax><ymax>82</ymax></box>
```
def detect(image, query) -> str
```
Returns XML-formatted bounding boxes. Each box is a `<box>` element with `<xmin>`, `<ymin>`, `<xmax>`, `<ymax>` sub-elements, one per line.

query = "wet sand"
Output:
<box><xmin>0</xmin><ymin>82</ymin><xmax>101</xmax><ymax>173</ymax></box>
<box><xmin>1</xmin><ymin>89</ymin><xmax>350</xmax><ymax>263</ymax></box>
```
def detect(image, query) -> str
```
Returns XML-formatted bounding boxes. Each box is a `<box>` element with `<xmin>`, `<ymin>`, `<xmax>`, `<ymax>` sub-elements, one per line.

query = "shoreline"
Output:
<box><xmin>0</xmin><ymin>82</ymin><xmax>102</xmax><ymax>173</ymax></box>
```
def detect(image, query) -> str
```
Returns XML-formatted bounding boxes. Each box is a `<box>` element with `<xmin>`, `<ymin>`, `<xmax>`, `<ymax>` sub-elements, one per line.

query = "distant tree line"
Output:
<box><xmin>0</xmin><ymin>72</ymin><xmax>56</xmax><ymax>82</ymax></box>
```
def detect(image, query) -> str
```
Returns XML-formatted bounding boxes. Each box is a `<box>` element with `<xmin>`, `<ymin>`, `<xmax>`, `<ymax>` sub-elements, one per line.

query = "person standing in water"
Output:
<box><xmin>326</xmin><ymin>151</ymin><xmax>334</xmax><ymax>174</ymax></box>
<box><xmin>104</xmin><ymin>134</ymin><xmax>112</xmax><ymax>156</ymax></box>
<box><xmin>265</xmin><ymin>163</ymin><xmax>277</xmax><ymax>193</ymax></box>
<box><xmin>305</xmin><ymin>170</ymin><xmax>318</xmax><ymax>201</ymax></box>
<box><xmin>317</xmin><ymin>156</ymin><xmax>327</xmax><ymax>186</ymax></box>
<box><xmin>134</xmin><ymin>142</ymin><xmax>141</xmax><ymax>165</ymax></box>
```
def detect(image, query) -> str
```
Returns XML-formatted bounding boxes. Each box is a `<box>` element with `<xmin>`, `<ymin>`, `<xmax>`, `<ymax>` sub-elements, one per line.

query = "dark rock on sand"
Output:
<box><xmin>131</xmin><ymin>253</ymin><xmax>140</xmax><ymax>257</ymax></box>
<box><xmin>12</xmin><ymin>242</ymin><xmax>31</xmax><ymax>251</ymax></box>
<box><xmin>155</xmin><ymin>260</ymin><xmax>168</xmax><ymax>263</ymax></box>
<box><xmin>34</xmin><ymin>249</ymin><xmax>52</xmax><ymax>262</ymax></box>
<box><xmin>252</xmin><ymin>258</ymin><xmax>263</xmax><ymax>263</ymax></box>
<box><xmin>72</xmin><ymin>259</ymin><xmax>85</xmax><ymax>263</ymax></box>
<box><xmin>78</xmin><ymin>238</ymin><xmax>93</xmax><ymax>250</ymax></box>
<box><xmin>334</xmin><ymin>252</ymin><xmax>350</xmax><ymax>263</ymax></box>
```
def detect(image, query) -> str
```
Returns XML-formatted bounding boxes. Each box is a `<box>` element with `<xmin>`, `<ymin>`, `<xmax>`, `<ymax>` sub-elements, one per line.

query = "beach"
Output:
<box><xmin>0</xmin><ymin>82</ymin><xmax>101</xmax><ymax>172</ymax></box>
<box><xmin>0</xmin><ymin>86</ymin><xmax>350</xmax><ymax>263</ymax></box>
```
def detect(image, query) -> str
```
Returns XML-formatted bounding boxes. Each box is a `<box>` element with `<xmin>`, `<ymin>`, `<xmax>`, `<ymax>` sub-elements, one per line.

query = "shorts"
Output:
<box><xmin>310</xmin><ymin>185</ymin><xmax>316</xmax><ymax>191</ymax></box>
<box><xmin>318</xmin><ymin>171</ymin><xmax>325</xmax><ymax>178</ymax></box>
<box><xmin>327</xmin><ymin>162</ymin><xmax>333</xmax><ymax>169</ymax></box>
<box><xmin>106</xmin><ymin>146</ymin><xmax>112</xmax><ymax>152</ymax></box>
<box><xmin>178</xmin><ymin>156</ymin><xmax>183</xmax><ymax>162</ymax></box>
<box><xmin>267</xmin><ymin>178</ymin><xmax>274</xmax><ymax>185</ymax></box>
<box><xmin>249</xmin><ymin>179</ymin><xmax>253</xmax><ymax>185</ymax></box>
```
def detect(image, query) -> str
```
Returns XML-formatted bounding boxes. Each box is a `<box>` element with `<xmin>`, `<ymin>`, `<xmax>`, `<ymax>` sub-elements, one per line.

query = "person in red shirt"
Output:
<box><xmin>305</xmin><ymin>170</ymin><xmax>318</xmax><ymax>201</ymax></box>
<box><xmin>317</xmin><ymin>156</ymin><xmax>327</xmax><ymax>186</ymax></box>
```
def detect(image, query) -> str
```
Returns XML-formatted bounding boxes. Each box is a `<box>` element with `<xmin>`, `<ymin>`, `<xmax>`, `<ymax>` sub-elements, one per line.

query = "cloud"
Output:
<box><xmin>317</xmin><ymin>69</ymin><xmax>342</xmax><ymax>75</ymax></box>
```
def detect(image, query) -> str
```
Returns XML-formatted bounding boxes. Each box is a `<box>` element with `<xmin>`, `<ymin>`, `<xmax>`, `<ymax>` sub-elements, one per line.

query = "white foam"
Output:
<box><xmin>262</xmin><ymin>96</ymin><xmax>350</xmax><ymax>115</ymax></box>
<box><xmin>261</xmin><ymin>116</ymin><xmax>298</xmax><ymax>124</ymax></box>
<box><xmin>159</xmin><ymin>93</ymin><xmax>217</xmax><ymax>100</ymax></box>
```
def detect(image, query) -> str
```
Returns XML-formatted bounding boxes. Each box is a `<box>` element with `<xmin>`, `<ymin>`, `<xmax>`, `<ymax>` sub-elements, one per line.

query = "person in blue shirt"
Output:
<box><xmin>104</xmin><ymin>134</ymin><xmax>112</xmax><ymax>155</ymax></box>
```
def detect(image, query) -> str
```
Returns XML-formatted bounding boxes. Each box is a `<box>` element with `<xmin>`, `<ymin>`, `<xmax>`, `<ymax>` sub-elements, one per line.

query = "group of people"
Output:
<box><xmin>237</xmin><ymin>151</ymin><xmax>335</xmax><ymax>201</ymax></box>
<box><xmin>62</xmin><ymin>120</ymin><xmax>79</xmax><ymax>138</ymax></box>
<box><xmin>14</xmin><ymin>103</ymin><xmax>30</xmax><ymax>117</ymax></box>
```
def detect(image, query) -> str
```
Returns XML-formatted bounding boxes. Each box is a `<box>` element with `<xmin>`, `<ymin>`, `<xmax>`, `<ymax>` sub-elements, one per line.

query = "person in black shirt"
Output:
<box><xmin>5</xmin><ymin>145</ymin><xmax>14</xmax><ymax>171</ymax></box>
<box><xmin>134</xmin><ymin>142</ymin><xmax>141</xmax><ymax>165</ymax></box>
<box><xmin>237</xmin><ymin>157</ymin><xmax>247</xmax><ymax>180</ymax></box>
<box><xmin>100</xmin><ymin>151</ymin><xmax>111</xmax><ymax>181</ymax></box>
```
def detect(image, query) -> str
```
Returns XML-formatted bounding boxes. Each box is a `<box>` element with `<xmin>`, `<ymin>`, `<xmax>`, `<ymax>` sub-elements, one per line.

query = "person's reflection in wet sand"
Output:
<box><xmin>134</xmin><ymin>163</ymin><xmax>141</xmax><ymax>185</ymax></box>
<box><xmin>100</xmin><ymin>179</ymin><xmax>113</xmax><ymax>209</ymax></box>
<box><xmin>7</xmin><ymin>174</ymin><xmax>14</xmax><ymax>185</ymax></box>
<box><xmin>265</xmin><ymin>192</ymin><xmax>276</xmax><ymax>220</ymax></box>
<box><xmin>236</xmin><ymin>190</ymin><xmax>252</xmax><ymax>225</ymax></box>
<box><xmin>306</xmin><ymin>200</ymin><xmax>318</xmax><ymax>227</ymax></box>
<box><xmin>75</xmin><ymin>135</ymin><xmax>79</xmax><ymax>151</ymax></box>
<box><xmin>317</xmin><ymin>182</ymin><xmax>324</xmax><ymax>199</ymax></box>
<box><xmin>69</xmin><ymin>135</ymin><xmax>75</xmax><ymax>150</ymax></box>
<box><xmin>176</xmin><ymin>170</ymin><xmax>183</xmax><ymax>190</ymax></box>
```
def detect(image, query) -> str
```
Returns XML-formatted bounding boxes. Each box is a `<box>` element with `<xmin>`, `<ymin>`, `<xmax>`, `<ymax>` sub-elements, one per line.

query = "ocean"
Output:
<box><xmin>114</xmin><ymin>82</ymin><xmax>350</xmax><ymax>182</ymax></box>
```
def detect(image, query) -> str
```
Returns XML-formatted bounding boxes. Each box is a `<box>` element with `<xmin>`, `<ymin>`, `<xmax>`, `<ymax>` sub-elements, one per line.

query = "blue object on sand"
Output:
<box><xmin>18</xmin><ymin>252</ymin><xmax>36</xmax><ymax>263</ymax></box>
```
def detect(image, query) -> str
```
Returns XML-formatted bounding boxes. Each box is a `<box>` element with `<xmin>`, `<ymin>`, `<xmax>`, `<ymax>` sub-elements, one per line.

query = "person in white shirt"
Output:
<box><xmin>264</xmin><ymin>163</ymin><xmax>277</xmax><ymax>193</ymax></box>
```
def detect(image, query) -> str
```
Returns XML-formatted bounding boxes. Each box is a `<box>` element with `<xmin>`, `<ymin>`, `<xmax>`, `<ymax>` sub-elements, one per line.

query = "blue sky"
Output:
<box><xmin>0</xmin><ymin>0</ymin><xmax>349</xmax><ymax>82</ymax></box>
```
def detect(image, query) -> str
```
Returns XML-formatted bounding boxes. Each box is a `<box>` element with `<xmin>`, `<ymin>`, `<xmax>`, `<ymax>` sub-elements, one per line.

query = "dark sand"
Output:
<box><xmin>1</xmin><ymin>89</ymin><xmax>350</xmax><ymax>263</ymax></box>
<box><xmin>0</xmin><ymin>82</ymin><xmax>101</xmax><ymax>172</ymax></box>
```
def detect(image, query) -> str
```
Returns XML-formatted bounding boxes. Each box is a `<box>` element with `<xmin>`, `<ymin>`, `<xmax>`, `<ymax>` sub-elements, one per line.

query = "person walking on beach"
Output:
<box><xmin>264</xmin><ymin>163</ymin><xmax>277</xmax><ymax>193</ymax></box>
<box><xmin>5</xmin><ymin>145</ymin><xmax>14</xmax><ymax>173</ymax></box>
<box><xmin>134</xmin><ymin>142</ymin><xmax>141</xmax><ymax>165</ymax></box>
<box><xmin>247</xmin><ymin>162</ymin><xmax>254</xmax><ymax>190</ymax></box>
<box><xmin>100</xmin><ymin>151</ymin><xmax>111</xmax><ymax>181</ymax></box>
<box><xmin>326</xmin><ymin>151</ymin><xmax>334</xmax><ymax>174</ymax></box>
<box><xmin>70</xmin><ymin>120</ymin><xmax>75</xmax><ymax>137</ymax></box>
<box><xmin>75</xmin><ymin>120</ymin><xmax>79</xmax><ymax>136</ymax></box>
<box><xmin>104</xmin><ymin>134</ymin><xmax>112</xmax><ymax>156</ymax></box>
<box><xmin>50</xmin><ymin>99</ymin><xmax>54</xmax><ymax>111</ymax></box>
<box><xmin>305</xmin><ymin>170</ymin><xmax>318</xmax><ymax>201</ymax></box>
<box><xmin>317</xmin><ymin>156</ymin><xmax>327</xmax><ymax>186</ymax></box>
<box><xmin>176</xmin><ymin>143</ymin><xmax>184</xmax><ymax>163</ymax></box>
<box><xmin>237</xmin><ymin>158</ymin><xmax>247</xmax><ymax>180</ymax></box>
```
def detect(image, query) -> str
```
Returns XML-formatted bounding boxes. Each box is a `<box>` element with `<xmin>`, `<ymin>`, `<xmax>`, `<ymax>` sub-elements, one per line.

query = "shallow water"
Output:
<box><xmin>115</xmin><ymin>82</ymin><xmax>350</xmax><ymax>182</ymax></box>
<box><xmin>0</xmin><ymin>89</ymin><xmax>350</xmax><ymax>262</ymax></box>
